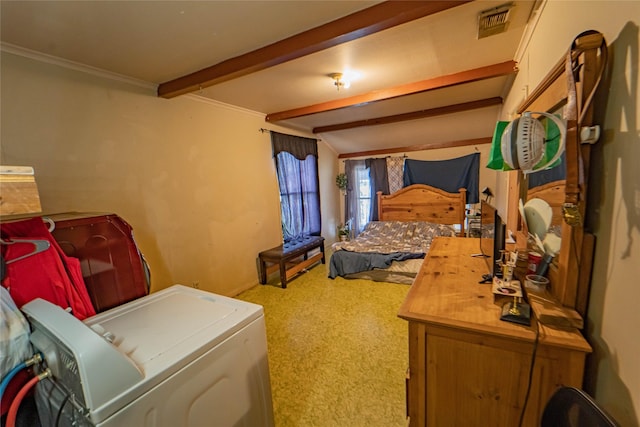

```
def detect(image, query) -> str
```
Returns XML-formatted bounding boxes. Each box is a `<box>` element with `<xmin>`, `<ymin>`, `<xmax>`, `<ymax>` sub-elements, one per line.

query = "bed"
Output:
<box><xmin>329</xmin><ymin>184</ymin><xmax>467</xmax><ymax>284</ymax></box>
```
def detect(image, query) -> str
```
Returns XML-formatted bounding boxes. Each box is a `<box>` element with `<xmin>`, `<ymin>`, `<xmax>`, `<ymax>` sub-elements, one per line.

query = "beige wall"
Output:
<box><xmin>501</xmin><ymin>2</ymin><xmax>639</xmax><ymax>425</ymax></box>
<box><xmin>1</xmin><ymin>51</ymin><xmax>340</xmax><ymax>297</ymax></box>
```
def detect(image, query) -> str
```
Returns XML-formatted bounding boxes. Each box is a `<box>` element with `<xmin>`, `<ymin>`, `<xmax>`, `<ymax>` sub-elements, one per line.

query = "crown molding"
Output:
<box><xmin>1</xmin><ymin>42</ymin><xmax>157</xmax><ymax>91</ymax></box>
<box><xmin>185</xmin><ymin>94</ymin><xmax>264</xmax><ymax>118</ymax></box>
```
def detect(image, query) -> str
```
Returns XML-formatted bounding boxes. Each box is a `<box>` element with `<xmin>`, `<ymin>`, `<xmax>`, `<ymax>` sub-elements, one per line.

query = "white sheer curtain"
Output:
<box><xmin>344</xmin><ymin>159</ymin><xmax>367</xmax><ymax>236</ymax></box>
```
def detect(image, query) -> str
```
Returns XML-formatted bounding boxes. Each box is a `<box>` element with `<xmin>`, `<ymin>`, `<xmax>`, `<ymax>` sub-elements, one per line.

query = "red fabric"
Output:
<box><xmin>1</xmin><ymin>217</ymin><xmax>95</xmax><ymax>320</ymax></box>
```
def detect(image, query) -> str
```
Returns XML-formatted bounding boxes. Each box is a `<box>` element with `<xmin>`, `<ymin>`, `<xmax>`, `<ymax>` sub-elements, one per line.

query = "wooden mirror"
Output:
<box><xmin>508</xmin><ymin>31</ymin><xmax>607</xmax><ymax>320</ymax></box>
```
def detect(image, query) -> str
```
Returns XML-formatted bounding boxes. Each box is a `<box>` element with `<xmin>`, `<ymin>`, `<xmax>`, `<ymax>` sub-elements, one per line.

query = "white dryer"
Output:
<box><xmin>22</xmin><ymin>285</ymin><xmax>274</xmax><ymax>427</ymax></box>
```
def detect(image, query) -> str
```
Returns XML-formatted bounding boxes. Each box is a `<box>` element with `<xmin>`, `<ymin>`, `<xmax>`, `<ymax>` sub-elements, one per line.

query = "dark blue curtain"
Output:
<box><xmin>271</xmin><ymin>132</ymin><xmax>321</xmax><ymax>242</ymax></box>
<box><xmin>366</xmin><ymin>158</ymin><xmax>389</xmax><ymax>221</ymax></box>
<box><xmin>403</xmin><ymin>153</ymin><xmax>480</xmax><ymax>204</ymax></box>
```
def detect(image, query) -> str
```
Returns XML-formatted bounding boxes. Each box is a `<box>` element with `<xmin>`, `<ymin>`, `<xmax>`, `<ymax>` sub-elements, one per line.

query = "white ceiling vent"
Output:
<box><xmin>477</xmin><ymin>3</ymin><xmax>513</xmax><ymax>39</ymax></box>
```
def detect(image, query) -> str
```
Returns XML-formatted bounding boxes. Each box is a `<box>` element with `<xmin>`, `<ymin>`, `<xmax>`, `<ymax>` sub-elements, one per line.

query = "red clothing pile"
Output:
<box><xmin>1</xmin><ymin>217</ymin><xmax>95</xmax><ymax>320</ymax></box>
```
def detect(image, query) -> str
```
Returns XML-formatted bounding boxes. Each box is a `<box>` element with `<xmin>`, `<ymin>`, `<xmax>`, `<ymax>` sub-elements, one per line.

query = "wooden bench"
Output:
<box><xmin>258</xmin><ymin>236</ymin><xmax>325</xmax><ymax>288</ymax></box>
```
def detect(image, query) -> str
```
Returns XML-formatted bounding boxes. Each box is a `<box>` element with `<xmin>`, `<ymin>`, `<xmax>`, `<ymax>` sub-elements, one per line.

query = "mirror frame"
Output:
<box><xmin>507</xmin><ymin>31</ymin><xmax>606</xmax><ymax>318</ymax></box>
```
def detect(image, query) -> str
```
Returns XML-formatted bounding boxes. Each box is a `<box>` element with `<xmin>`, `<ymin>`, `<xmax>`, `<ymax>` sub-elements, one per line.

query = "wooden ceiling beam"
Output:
<box><xmin>337</xmin><ymin>137</ymin><xmax>492</xmax><ymax>159</ymax></box>
<box><xmin>313</xmin><ymin>97</ymin><xmax>503</xmax><ymax>133</ymax></box>
<box><xmin>158</xmin><ymin>0</ymin><xmax>470</xmax><ymax>99</ymax></box>
<box><xmin>266</xmin><ymin>60</ymin><xmax>517</xmax><ymax>122</ymax></box>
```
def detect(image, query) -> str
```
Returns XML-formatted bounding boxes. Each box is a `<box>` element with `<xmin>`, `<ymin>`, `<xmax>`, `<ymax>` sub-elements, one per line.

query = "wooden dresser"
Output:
<box><xmin>398</xmin><ymin>237</ymin><xmax>591</xmax><ymax>427</ymax></box>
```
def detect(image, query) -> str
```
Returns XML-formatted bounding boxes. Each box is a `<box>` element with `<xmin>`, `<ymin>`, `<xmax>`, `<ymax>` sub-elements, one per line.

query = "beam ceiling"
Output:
<box><xmin>157</xmin><ymin>1</ymin><xmax>470</xmax><ymax>98</ymax></box>
<box><xmin>267</xmin><ymin>61</ymin><xmax>517</xmax><ymax>122</ymax></box>
<box><xmin>313</xmin><ymin>97</ymin><xmax>504</xmax><ymax>133</ymax></box>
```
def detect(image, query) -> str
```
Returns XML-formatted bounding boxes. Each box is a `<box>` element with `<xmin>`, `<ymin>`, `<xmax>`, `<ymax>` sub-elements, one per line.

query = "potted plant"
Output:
<box><xmin>337</xmin><ymin>219</ymin><xmax>352</xmax><ymax>241</ymax></box>
<box><xmin>335</xmin><ymin>173</ymin><xmax>348</xmax><ymax>193</ymax></box>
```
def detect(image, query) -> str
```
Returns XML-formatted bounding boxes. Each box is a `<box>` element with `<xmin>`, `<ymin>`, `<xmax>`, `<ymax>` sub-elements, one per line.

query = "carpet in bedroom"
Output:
<box><xmin>236</xmin><ymin>260</ymin><xmax>410</xmax><ymax>427</ymax></box>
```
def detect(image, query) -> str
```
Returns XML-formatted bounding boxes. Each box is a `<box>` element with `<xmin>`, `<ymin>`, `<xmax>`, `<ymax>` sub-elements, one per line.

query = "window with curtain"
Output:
<box><xmin>345</xmin><ymin>160</ymin><xmax>367</xmax><ymax>235</ymax></box>
<box><xmin>345</xmin><ymin>157</ymin><xmax>395</xmax><ymax>235</ymax></box>
<box><xmin>355</xmin><ymin>166</ymin><xmax>371</xmax><ymax>228</ymax></box>
<box><xmin>271</xmin><ymin>131</ymin><xmax>321</xmax><ymax>242</ymax></box>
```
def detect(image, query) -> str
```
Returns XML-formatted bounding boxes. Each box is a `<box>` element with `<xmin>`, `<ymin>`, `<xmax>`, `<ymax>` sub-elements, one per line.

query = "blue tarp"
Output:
<box><xmin>403</xmin><ymin>153</ymin><xmax>480</xmax><ymax>204</ymax></box>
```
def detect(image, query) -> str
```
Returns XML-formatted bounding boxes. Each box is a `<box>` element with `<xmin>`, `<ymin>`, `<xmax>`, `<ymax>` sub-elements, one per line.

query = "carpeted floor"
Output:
<box><xmin>236</xmin><ymin>260</ymin><xmax>410</xmax><ymax>427</ymax></box>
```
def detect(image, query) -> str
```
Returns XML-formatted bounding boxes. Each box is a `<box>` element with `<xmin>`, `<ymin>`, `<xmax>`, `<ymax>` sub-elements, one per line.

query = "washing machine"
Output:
<box><xmin>21</xmin><ymin>285</ymin><xmax>274</xmax><ymax>426</ymax></box>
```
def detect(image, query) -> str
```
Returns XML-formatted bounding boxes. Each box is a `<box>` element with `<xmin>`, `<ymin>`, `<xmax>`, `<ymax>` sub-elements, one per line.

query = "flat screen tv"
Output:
<box><xmin>479</xmin><ymin>200</ymin><xmax>506</xmax><ymax>282</ymax></box>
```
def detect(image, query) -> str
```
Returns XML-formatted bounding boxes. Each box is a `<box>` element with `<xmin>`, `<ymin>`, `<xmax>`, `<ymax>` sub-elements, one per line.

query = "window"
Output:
<box><xmin>345</xmin><ymin>159</ymin><xmax>374</xmax><ymax>236</ymax></box>
<box><xmin>355</xmin><ymin>164</ymin><xmax>371</xmax><ymax>232</ymax></box>
<box><xmin>345</xmin><ymin>157</ymin><xmax>403</xmax><ymax>235</ymax></box>
<box><xmin>271</xmin><ymin>132</ymin><xmax>321</xmax><ymax>242</ymax></box>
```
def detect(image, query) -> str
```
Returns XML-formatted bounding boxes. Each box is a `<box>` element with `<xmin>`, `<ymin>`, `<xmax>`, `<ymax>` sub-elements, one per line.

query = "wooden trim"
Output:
<box><xmin>518</xmin><ymin>55</ymin><xmax>567</xmax><ymax>114</ymax></box>
<box><xmin>407</xmin><ymin>321</ymin><xmax>427</xmax><ymax>425</ymax></box>
<box><xmin>158</xmin><ymin>1</ymin><xmax>470</xmax><ymax>98</ymax></box>
<box><xmin>313</xmin><ymin>97</ymin><xmax>502</xmax><ymax>133</ymax></box>
<box><xmin>337</xmin><ymin>136</ymin><xmax>491</xmax><ymax>159</ymax></box>
<box><xmin>521</xmin><ymin>72</ymin><xmax>568</xmax><ymax>116</ymax></box>
<box><xmin>267</xmin><ymin>61</ymin><xmax>517</xmax><ymax>122</ymax></box>
<box><xmin>517</xmin><ymin>33</ymin><xmax>603</xmax><ymax>114</ymax></box>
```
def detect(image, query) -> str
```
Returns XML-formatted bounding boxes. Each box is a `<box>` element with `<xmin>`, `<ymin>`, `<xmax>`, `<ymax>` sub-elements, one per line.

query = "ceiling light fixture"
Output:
<box><xmin>329</xmin><ymin>73</ymin><xmax>350</xmax><ymax>91</ymax></box>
